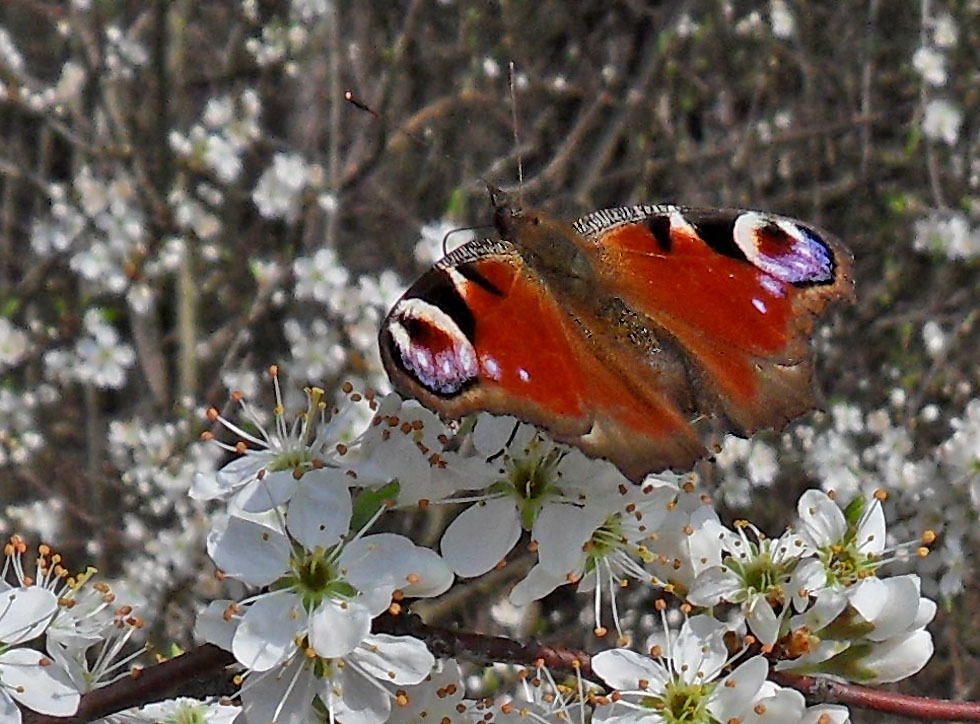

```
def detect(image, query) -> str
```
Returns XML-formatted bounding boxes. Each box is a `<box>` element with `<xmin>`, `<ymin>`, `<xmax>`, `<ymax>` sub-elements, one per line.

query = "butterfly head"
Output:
<box><xmin>487</xmin><ymin>184</ymin><xmax>596</xmax><ymax>285</ymax></box>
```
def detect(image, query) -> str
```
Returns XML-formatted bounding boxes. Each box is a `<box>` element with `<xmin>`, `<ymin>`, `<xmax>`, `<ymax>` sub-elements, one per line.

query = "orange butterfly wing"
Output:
<box><xmin>575</xmin><ymin>205</ymin><xmax>854</xmax><ymax>435</ymax></box>
<box><xmin>379</xmin><ymin>239</ymin><xmax>705</xmax><ymax>480</ymax></box>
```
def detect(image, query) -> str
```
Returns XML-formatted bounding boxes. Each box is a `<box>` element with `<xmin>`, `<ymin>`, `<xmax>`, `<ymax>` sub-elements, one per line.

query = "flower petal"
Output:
<box><xmin>239</xmin><ymin>655</ymin><xmax>314</xmax><ymax>724</ymax></box>
<box><xmin>687</xmin><ymin>567</ymin><xmax>743</xmax><ymax>607</ymax></box>
<box><xmin>863</xmin><ymin>629</ymin><xmax>933</xmax><ymax>684</ymax></box>
<box><xmin>206</xmin><ymin>514</ymin><xmax>290</xmax><ymax>587</ymax></box>
<box><xmin>746</xmin><ymin>594</ymin><xmax>782</xmax><ymax>646</ymax></box>
<box><xmin>232</xmin><ymin>591</ymin><xmax>303</xmax><ymax>671</ymax></box>
<box><xmin>797</xmin><ymin>490</ymin><xmax>846</xmax><ymax>547</ymax></box>
<box><xmin>708</xmin><ymin>655</ymin><xmax>768</xmax><ymax>722</ymax></box>
<box><xmin>309</xmin><ymin>598</ymin><xmax>372</xmax><ymax>659</ymax></box>
<box><xmin>850</xmin><ymin>576</ymin><xmax>918</xmax><ymax>641</ymax></box>
<box><xmin>0</xmin><ymin>647</ymin><xmax>80</xmax><ymax>716</ymax></box>
<box><xmin>534</xmin><ymin>502</ymin><xmax>604</xmax><ymax>574</ymax></box>
<box><xmin>675</xmin><ymin>615</ymin><xmax>728</xmax><ymax>684</ymax></box>
<box><xmin>340</xmin><ymin>534</ymin><xmax>432</xmax><ymax>615</ymax></box>
<box><xmin>286</xmin><ymin>476</ymin><xmax>352</xmax><ymax>549</ymax></box>
<box><xmin>592</xmin><ymin>648</ymin><xmax>670</xmax><ymax>691</ymax></box>
<box><xmin>0</xmin><ymin>586</ymin><xmax>58</xmax><ymax>644</ymax></box>
<box><xmin>509</xmin><ymin>564</ymin><xmax>568</xmax><ymax>606</ymax></box>
<box><xmin>351</xmin><ymin>633</ymin><xmax>435</xmax><ymax>685</ymax></box>
<box><xmin>440</xmin><ymin>498</ymin><xmax>521</xmax><ymax>577</ymax></box>
<box><xmin>194</xmin><ymin>599</ymin><xmax>239</xmax><ymax>651</ymax></box>
<box><xmin>235</xmin><ymin>469</ymin><xmax>299</xmax><ymax>512</ymax></box>
<box><xmin>320</xmin><ymin>665</ymin><xmax>391</xmax><ymax>724</ymax></box>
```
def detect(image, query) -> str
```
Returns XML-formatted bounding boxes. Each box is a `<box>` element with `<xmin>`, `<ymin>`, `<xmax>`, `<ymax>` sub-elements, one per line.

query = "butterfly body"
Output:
<box><xmin>380</xmin><ymin>189</ymin><xmax>853</xmax><ymax>482</ymax></box>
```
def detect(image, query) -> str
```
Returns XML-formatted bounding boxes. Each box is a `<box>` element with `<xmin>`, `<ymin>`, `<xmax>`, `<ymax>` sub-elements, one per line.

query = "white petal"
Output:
<box><xmin>239</xmin><ymin>655</ymin><xmax>315</xmax><ymax>724</ymax></box>
<box><xmin>790</xmin><ymin>590</ymin><xmax>847</xmax><ymax>633</ymax></box>
<box><xmin>593</xmin><ymin>707</ymin><xmax>663</xmax><ymax>724</ymax></box>
<box><xmin>683</xmin><ymin>505</ymin><xmax>725</xmax><ymax>578</ymax></box>
<box><xmin>207</xmin><ymin>515</ymin><xmax>290</xmax><ymax>587</ymax></box>
<box><xmin>309</xmin><ymin>598</ymin><xmax>372</xmax><ymax>658</ymax></box>
<box><xmin>534</xmin><ymin>502</ymin><xmax>603</xmax><ymax>574</ymax></box>
<box><xmin>741</xmin><ymin>687</ymin><xmax>806</xmax><ymax>723</ymax></box>
<box><xmin>797</xmin><ymin>490</ymin><xmax>846</xmax><ymax>547</ymax></box>
<box><xmin>708</xmin><ymin>655</ymin><xmax>768</xmax><ymax>721</ymax></box>
<box><xmin>286</xmin><ymin>477</ymin><xmax>352</xmax><ymax>549</ymax></box>
<box><xmin>0</xmin><ymin>647</ymin><xmax>80</xmax><ymax>716</ymax></box>
<box><xmin>863</xmin><ymin>629</ymin><xmax>933</xmax><ymax>683</ymax></box>
<box><xmin>856</xmin><ymin>498</ymin><xmax>886</xmax><ymax>555</ymax></box>
<box><xmin>800</xmin><ymin>704</ymin><xmax>851</xmax><ymax>724</ymax></box>
<box><xmin>592</xmin><ymin>648</ymin><xmax>670</xmax><ymax>691</ymax></box>
<box><xmin>232</xmin><ymin>591</ymin><xmax>303</xmax><ymax>671</ymax></box>
<box><xmin>914</xmin><ymin>596</ymin><xmax>937</xmax><ymax>629</ymax></box>
<box><xmin>0</xmin><ymin>586</ymin><xmax>58</xmax><ymax>644</ymax></box>
<box><xmin>398</xmin><ymin>546</ymin><xmax>454</xmax><ymax>599</ymax></box>
<box><xmin>340</xmin><ymin>534</ymin><xmax>429</xmax><ymax>614</ymax></box>
<box><xmin>850</xmin><ymin>576</ymin><xmax>918</xmax><ymax>641</ymax></box>
<box><xmin>0</xmin><ymin>691</ymin><xmax>20</xmax><ymax>724</ymax></box>
<box><xmin>472</xmin><ymin>415</ymin><xmax>527</xmax><ymax>457</ymax></box>
<box><xmin>235</xmin><ymin>469</ymin><xmax>299</xmax><ymax>512</ymax></box>
<box><xmin>440</xmin><ymin>498</ymin><xmax>521</xmax><ymax>577</ymax></box>
<box><xmin>352</xmin><ymin>633</ymin><xmax>435</xmax><ymax>685</ymax></box>
<box><xmin>790</xmin><ymin>559</ymin><xmax>827</xmax><ymax>610</ymax></box>
<box><xmin>687</xmin><ymin>567</ymin><xmax>743</xmax><ymax>606</ymax></box>
<box><xmin>194</xmin><ymin>599</ymin><xmax>239</xmax><ymax>651</ymax></box>
<box><xmin>323</xmin><ymin>665</ymin><xmax>392</xmax><ymax>724</ymax></box>
<box><xmin>190</xmin><ymin>471</ymin><xmax>227</xmax><ymax>501</ymax></box>
<box><xmin>746</xmin><ymin>595</ymin><xmax>782</xmax><ymax>646</ymax></box>
<box><xmin>675</xmin><ymin>615</ymin><xmax>728</xmax><ymax>683</ymax></box>
<box><xmin>214</xmin><ymin>454</ymin><xmax>265</xmax><ymax>490</ymax></box>
<box><xmin>509</xmin><ymin>564</ymin><xmax>568</xmax><ymax>606</ymax></box>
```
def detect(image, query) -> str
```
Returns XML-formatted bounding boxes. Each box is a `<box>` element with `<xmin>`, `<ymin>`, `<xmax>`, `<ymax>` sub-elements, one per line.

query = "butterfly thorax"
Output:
<box><xmin>491</xmin><ymin>189</ymin><xmax>598</xmax><ymax>298</ymax></box>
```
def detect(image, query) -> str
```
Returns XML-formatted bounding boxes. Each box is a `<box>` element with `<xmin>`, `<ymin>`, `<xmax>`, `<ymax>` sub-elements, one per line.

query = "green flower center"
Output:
<box><xmin>266</xmin><ymin>387</ymin><xmax>325</xmax><ymax>475</ymax></box>
<box><xmin>819</xmin><ymin>541</ymin><xmax>877</xmax><ymax>587</ymax></box>
<box><xmin>724</xmin><ymin>539</ymin><xmax>795</xmax><ymax>604</ymax></box>
<box><xmin>644</xmin><ymin>677</ymin><xmax>715</xmax><ymax>724</ymax></box>
<box><xmin>281</xmin><ymin>546</ymin><xmax>357</xmax><ymax>611</ymax></box>
<box><xmin>490</xmin><ymin>440</ymin><xmax>564</xmax><ymax>529</ymax></box>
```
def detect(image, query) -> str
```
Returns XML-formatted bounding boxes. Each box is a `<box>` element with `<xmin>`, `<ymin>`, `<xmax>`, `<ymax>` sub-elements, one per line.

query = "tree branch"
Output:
<box><xmin>22</xmin><ymin>613</ymin><xmax>980</xmax><ymax>723</ymax></box>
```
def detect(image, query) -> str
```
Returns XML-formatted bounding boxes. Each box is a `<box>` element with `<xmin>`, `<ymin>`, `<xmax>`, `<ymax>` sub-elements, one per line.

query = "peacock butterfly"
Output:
<box><xmin>379</xmin><ymin>187</ymin><xmax>854</xmax><ymax>482</ymax></box>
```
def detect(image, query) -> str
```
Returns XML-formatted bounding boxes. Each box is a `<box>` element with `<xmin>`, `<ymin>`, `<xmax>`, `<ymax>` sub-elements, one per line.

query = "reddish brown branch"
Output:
<box><xmin>22</xmin><ymin>615</ymin><xmax>980</xmax><ymax>723</ymax></box>
<box><xmin>23</xmin><ymin>644</ymin><xmax>236</xmax><ymax>724</ymax></box>
<box><xmin>772</xmin><ymin>671</ymin><xmax>980</xmax><ymax>722</ymax></box>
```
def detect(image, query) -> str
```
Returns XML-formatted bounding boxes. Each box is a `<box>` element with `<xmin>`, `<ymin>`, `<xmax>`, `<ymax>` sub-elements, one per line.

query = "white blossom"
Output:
<box><xmin>252</xmin><ymin>153</ymin><xmax>309</xmax><ymax>219</ymax></box>
<box><xmin>922</xmin><ymin>98</ymin><xmax>962</xmax><ymax>145</ymax></box>
<box><xmin>912</xmin><ymin>46</ymin><xmax>947</xmax><ymax>86</ymax></box>
<box><xmin>593</xmin><ymin>616</ymin><xmax>772</xmax><ymax>724</ymax></box>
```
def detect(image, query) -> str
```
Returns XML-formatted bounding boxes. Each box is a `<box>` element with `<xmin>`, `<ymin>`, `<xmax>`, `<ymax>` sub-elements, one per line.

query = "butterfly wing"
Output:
<box><xmin>379</xmin><ymin>238</ymin><xmax>705</xmax><ymax>481</ymax></box>
<box><xmin>574</xmin><ymin>205</ymin><xmax>854</xmax><ymax>436</ymax></box>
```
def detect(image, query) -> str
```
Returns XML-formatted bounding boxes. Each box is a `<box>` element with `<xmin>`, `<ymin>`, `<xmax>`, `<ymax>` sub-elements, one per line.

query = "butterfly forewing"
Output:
<box><xmin>575</xmin><ymin>205</ymin><xmax>854</xmax><ymax>435</ymax></box>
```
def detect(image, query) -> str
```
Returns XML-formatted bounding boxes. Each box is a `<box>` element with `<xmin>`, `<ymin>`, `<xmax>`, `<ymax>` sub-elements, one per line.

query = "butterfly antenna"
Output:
<box><xmin>344</xmin><ymin>90</ymin><xmax>379</xmax><ymax>118</ymax></box>
<box><xmin>486</xmin><ymin>419</ymin><xmax>523</xmax><ymax>464</ymax></box>
<box><xmin>346</xmin><ymin>88</ymin><xmax>495</xmax><ymax>208</ymax></box>
<box><xmin>441</xmin><ymin>223</ymin><xmax>492</xmax><ymax>256</ymax></box>
<box><xmin>508</xmin><ymin>61</ymin><xmax>525</xmax><ymax>206</ymax></box>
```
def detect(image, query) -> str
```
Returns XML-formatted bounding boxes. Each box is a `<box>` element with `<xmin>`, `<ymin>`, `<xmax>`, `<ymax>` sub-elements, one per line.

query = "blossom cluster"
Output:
<box><xmin>0</xmin><ymin>536</ymin><xmax>146</xmax><ymax>724</ymax></box>
<box><xmin>911</xmin><ymin>4</ymin><xmax>980</xmax><ymax>261</ymax></box>
<box><xmin>63</xmin><ymin>371</ymin><xmax>924</xmax><ymax>724</ymax></box>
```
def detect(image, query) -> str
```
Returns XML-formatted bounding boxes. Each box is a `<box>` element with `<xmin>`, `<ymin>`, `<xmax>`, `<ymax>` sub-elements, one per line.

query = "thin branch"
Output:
<box><xmin>772</xmin><ymin>671</ymin><xmax>980</xmax><ymax>722</ymax></box>
<box><xmin>22</xmin><ymin>614</ymin><xmax>980</xmax><ymax>724</ymax></box>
